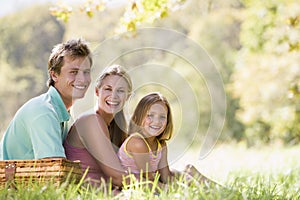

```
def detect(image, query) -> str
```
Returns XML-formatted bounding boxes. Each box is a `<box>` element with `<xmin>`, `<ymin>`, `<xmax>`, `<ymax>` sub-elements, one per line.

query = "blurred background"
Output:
<box><xmin>0</xmin><ymin>0</ymin><xmax>299</xmax><ymax>183</ymax></box>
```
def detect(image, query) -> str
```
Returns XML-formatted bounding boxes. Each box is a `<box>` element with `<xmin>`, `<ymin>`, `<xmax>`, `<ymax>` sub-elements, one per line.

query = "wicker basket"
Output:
<box><xmin>0</xmin><ymin>158</ymin><xmax>82</xmax><ymax>187</ymax></box>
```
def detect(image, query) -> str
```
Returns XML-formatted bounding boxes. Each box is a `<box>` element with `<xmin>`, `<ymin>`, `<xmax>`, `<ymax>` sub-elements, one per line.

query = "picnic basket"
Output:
<box><xmin>0</xmin><ymin>158</ymin><xmax>82</xmax><ymax>187</ymax></box>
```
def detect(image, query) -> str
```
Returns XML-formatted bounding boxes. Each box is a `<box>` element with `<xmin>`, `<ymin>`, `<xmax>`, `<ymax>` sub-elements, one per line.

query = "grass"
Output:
<box><xmin>0</xmin><ymin>143</ymin><xmax>299</xmax><ymax>199</ymax></box>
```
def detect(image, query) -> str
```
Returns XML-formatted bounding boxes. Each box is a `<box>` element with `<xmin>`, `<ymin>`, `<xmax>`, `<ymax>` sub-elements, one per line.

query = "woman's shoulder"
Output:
<box><xmin>76</xmin><ymin>110</ymin><xmax>97</xmax><ymax>120</ymax></box>
<box><xmin>72</xmin><ymin>111</ymin><xmax>108</xmax><ymax>136</ymax></box>
<box><xmin>75</xmin><ymin>111</ymin><xmax>105</xmax><ymax>125</ymax></box>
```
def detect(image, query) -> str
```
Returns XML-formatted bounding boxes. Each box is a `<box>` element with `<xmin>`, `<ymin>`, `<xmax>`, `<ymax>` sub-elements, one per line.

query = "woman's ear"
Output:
<box><xmin>95</xmin><ymin>87</ymin><xmax>99</xmax><ymax>96</ymax></box>
<box><xmin>126</xmin><ymin>93</ymin><xmax>131</xmax><ymax>100</ymax></box>
<box><xmin>126</xmin><ymin>91</ymin><xmax>133</xmax><ymax>100</ymax></box>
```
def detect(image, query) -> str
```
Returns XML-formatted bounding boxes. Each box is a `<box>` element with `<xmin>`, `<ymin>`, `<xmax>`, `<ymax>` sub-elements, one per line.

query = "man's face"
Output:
<box><xmin>51</xmin><ymin>56</ymin><xmax>91</xmax><ymax>108</ymax></box>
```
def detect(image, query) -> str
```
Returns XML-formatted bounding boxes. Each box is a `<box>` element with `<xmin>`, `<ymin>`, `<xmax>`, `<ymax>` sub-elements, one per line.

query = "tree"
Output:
<box><xmin>0</xmin><ymin>5</ymin><xmax>65</xmax><ymax>133</ymax></box>
<box><xmin>230</xmin><ymin>0</ymin><xmax>300</xmax><ymax>145</ymax></box>
<box><xmin>188</xmin><ymin>0</ymin><xmax>245</xmax><ymax>141</ymax></box>
<box><xmin>49</xmin><ymin>0</ymin><xmax>186</xmax><ymax>33</ymax></box>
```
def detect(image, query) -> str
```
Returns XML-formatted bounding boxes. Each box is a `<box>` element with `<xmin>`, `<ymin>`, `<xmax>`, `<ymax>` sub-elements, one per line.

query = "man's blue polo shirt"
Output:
<box><xmin>0</xmin><ymin>86</ymin><xmax>70</xmax><ymax>160</ymax></box>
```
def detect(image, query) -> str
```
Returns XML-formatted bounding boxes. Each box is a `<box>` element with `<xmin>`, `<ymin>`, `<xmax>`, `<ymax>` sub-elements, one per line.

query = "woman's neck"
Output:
<box><xmin>96</xmin><ymin>109</ymin><xmax>114</xmax><ymax>126</ymax></box>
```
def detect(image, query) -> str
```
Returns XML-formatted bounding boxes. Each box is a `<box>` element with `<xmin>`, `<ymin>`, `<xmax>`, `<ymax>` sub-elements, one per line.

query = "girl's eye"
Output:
<box><xmin>147</xmin><ymin>114</ymin><xmax>154</xmax><ymax>118</ymax></box>
<box><xmin>117</xmin><ymin>89</ymin><xmax>125</xmax><ymax>93</ymax></box>
<box><xmin>160</xmin><ymin>116</ymin><xmax>167</xmax><ymax>120</ymax></box>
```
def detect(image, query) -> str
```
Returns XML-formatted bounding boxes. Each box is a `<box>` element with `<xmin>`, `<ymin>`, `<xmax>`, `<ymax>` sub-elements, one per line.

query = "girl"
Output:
<box><xmin>118</xmin><ymin>92</ymin><xmax>174</xmax><ymax>183</ymax></box>
<box><xmin>118</xmin><ymin>92</ymin><xmax>218</xmax><ymax>186</ymax></box>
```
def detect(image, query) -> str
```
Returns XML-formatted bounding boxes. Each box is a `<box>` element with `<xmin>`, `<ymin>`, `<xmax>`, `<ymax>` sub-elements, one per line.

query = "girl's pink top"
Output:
<box><xmin>117</xmin><ymin>132</ymin><xmax>162</xmax><ymax>174</ymax></box>
<box><xmin>63</xmin><ymin>140</ymin><xmax>108</xmax><ymax>184</ymax></box>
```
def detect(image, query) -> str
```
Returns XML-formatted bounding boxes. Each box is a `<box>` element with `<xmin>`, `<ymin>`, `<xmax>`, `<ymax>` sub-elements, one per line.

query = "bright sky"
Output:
<box><xmin>0</xmin><ymin>0</ymin><xmax>126</xmax><ymax>17</ymax></box>
<box><xmin>0</xmin><ymin>0</ymin><xmax>51</xmax><ymax>16</ymax></box>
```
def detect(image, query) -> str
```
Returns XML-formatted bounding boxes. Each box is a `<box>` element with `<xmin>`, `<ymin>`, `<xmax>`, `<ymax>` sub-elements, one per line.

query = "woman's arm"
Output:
<box><xmin>75</xmin><ymin>114</ymin><xmax>127</xmax><ymax>187</ymax></box>
<box><xmin>158</xmin><ymin>143</ymin><xmax>173</xmax><ymax>183</ymax></box>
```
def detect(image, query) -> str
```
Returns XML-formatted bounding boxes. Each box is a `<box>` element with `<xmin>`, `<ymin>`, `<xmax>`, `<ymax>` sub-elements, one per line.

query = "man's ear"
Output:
<box><xmin>50</xmin><ymin>70</ymin><xmax>58</xmax><ymax>82</ymax></box>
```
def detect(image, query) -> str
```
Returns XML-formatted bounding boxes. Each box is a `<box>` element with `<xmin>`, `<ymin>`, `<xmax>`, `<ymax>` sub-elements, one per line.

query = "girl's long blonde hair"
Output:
<box><xmin>129</xmin><ymin>92</ymin><xmax>173</xmax><ymax>143</ymax></box>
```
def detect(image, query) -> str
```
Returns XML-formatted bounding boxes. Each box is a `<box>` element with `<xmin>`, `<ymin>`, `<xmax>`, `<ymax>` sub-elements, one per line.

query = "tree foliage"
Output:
<box><xmin>230</xmin><ymin>0</ymin><xmax>300</xmax><ymax>145</ymax></box>
<box><xmin>49</xmin><ymin>0</ymin><xmax>186</xmax><ymax>33</ymax></box>
<box><xmin>187</xmin><ymin>0</ymin><xmax>245</xmax><ymax>141</ymax></box>
<box><xmin>0</xmin><ymin>5</ymin><xmax>65</xmax><ymax>132</ymax></box>
<box><xmin>1</xmin><ymin>0</ymin><xmax>300</xmax><ymax>145</ymax></box>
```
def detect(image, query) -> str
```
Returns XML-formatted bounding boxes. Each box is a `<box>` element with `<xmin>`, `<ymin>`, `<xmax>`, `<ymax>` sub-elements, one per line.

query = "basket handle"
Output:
<box><xmin>5</xmin><ymin>163</ymin><xmax>16</xmax><ymax>182</ymax></box>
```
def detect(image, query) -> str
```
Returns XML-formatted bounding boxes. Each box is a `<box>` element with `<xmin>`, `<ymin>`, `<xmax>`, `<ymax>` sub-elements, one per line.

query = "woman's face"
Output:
<box><xmin>96</xmin><ymin>75</ymin><xmax>129</xmax><ymax>114</ymax></box>
<box><xmin>142</xmin><ymin>102</ymin><xmax>168</xmax><ymax>138</ymax></box>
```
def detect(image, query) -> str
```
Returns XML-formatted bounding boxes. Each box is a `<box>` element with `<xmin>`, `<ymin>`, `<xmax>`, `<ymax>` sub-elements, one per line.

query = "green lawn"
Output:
<box><xmin>1</xmin><ymin>143</ymin><xmax>299</xmax><ymax>199</ymax></box>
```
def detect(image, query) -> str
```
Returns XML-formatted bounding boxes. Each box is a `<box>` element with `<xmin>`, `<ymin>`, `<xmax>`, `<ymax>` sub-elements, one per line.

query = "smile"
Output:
<box><xmin>106</xmin><ymin>100</ymin><xmax>120</xmax><ymax>106</ymax></box>
<box><xmin>73</xmin><ymin>85</ymin><xmax>88</xmax><ymax>90</ymax></box>
<box><xmin>149</xmin><ymin>125</ymin><xmax>161</xmax><ymax>130</ymax></box>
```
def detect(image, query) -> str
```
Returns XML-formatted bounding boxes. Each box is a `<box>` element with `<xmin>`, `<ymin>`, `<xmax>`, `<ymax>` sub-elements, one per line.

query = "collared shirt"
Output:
<box><xmin>0</xmin><ymin>86</ymin><xmax>70</xmax><ymax>160</ymax></box>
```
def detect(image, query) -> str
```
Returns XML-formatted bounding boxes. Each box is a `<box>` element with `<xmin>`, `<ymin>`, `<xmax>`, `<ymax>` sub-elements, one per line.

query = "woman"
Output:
<box><xmin>64</xmin><ymin>64</ymin><xmax>132</xmax><ymax>187</ymax></box>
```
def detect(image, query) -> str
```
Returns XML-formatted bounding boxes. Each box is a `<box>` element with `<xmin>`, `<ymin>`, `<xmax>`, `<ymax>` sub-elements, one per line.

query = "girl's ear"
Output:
<box><xmin>50</xmin><ymin>70</ymin><xmax>58</xmax><ymax>83</ymax></box>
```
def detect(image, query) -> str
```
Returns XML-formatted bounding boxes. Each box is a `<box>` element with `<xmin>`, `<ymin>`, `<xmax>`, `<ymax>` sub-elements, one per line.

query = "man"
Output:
<box><xmin>0</xmin><ymin>38</ymin><xmax>93</xmax><ymax>160</ymax></box>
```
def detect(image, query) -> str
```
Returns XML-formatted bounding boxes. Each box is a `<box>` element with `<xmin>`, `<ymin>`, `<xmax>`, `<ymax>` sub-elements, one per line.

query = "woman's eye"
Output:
<box><xmin>117</xmin><ymin>89</ymin><xmax>125</xmax><ymax>93</ymax></box>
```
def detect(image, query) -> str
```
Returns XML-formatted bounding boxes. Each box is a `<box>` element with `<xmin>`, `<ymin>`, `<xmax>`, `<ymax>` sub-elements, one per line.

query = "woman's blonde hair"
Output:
<box><xmin>129</xmin><ymin>92</ymin><xmax>173</xmax><ymax>142</ymax></box>
<box><xmin>96</xmin><ymin>64</ymin><xmax>132</xmax><ymax>147</ymax></box>
<box><xmin>96</xmin><ymin>64</ymin><xmax>132</xmax><ymax>92</ymax></box>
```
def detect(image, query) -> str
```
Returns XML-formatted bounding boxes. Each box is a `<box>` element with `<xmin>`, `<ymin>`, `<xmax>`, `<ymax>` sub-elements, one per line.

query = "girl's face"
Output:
<box><xmin>96</xmin><ymin>75</ymin><xmax>129</xmax><ymax>114</ymax></box>
<box><xmin>142</xmin><ymin>102</ymin><xmax>168</xmax><ymax>138</ymax></box>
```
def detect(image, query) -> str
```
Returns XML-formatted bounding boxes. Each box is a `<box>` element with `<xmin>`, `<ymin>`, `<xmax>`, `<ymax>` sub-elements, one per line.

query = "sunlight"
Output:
<box><xmin>170</xmin><ymin>143</ymin><xmax>300</xmax><ymax>183</ymax></box>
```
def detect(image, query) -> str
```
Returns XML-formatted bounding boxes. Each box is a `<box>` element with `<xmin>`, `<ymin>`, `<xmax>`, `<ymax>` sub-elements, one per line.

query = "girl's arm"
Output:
<box><xmin>75</xmin><ymin>114</ymin><xmax>127</xmax><ymax>187</ymax></box>
<box><xmin>126</xmin><ymin>136</ymin><xmax>156</xmax><ymax>180</ymax></box>
<box><xmin>158</xmin><ymin>142</ymin><xmax>173</xmax><ymax>183</ymax></box>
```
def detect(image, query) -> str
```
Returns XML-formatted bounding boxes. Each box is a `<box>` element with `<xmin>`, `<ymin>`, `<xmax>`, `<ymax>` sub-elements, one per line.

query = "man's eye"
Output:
<box><xmin>71</xmin><ymin>71</ymin><xmax>78</xmax><ymax>75</ymax></box>
<box><xmin>84</xmin><ymin>70</ymin><xmax>90</xmax><ymax>75</ymax></box>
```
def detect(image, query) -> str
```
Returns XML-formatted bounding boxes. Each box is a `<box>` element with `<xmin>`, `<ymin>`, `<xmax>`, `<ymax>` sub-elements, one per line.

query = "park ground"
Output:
<box><xmin>170</xmin><ymin>142</ymin><xmax>300</xmax><ymax>184</ymax></box>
